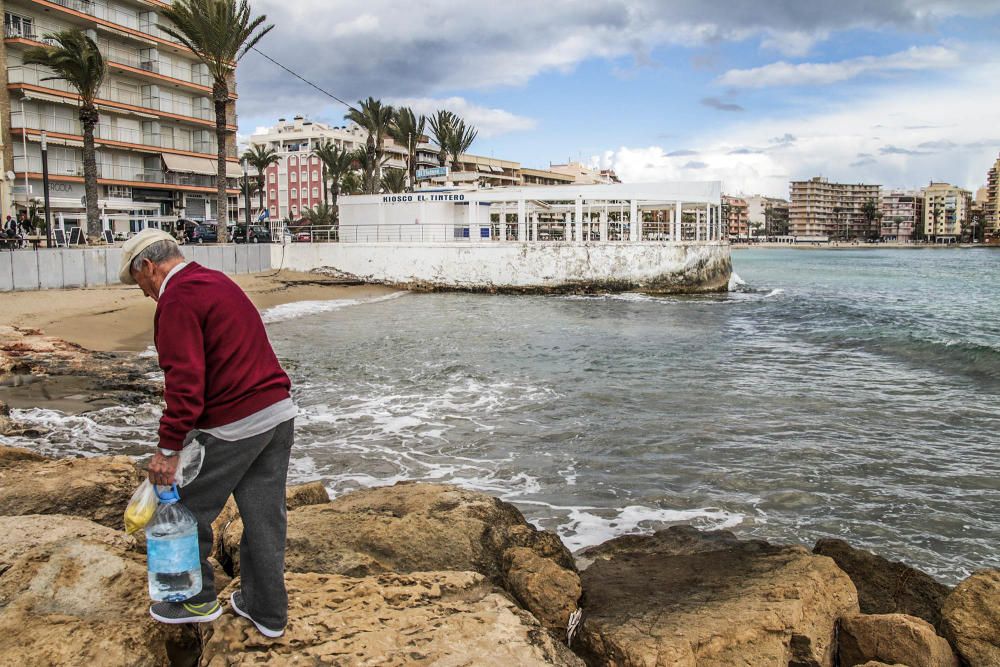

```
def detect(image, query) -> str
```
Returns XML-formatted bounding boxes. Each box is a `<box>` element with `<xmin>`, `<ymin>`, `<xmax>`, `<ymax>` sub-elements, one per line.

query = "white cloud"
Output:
<box><xmin>760</xmin><ymin>30</ymin><xmax>828</xmax><ymax>57</ymax></box>
<box><xmin>719</xmin><ymin>45</ymin><xmax>962</xmax><ymax>88</ymax></box>
<box><xmin>387</xmin><ymin>97</ymin><xmax>537</xmax><ymax>138</ymax></box>
<box><xmin>332</xmin><ymin>14</ymin><xmax>380</xmax><ymax>38</ymax></box>
<box><xmin>595</xmin><ymin>57</ymin><xmax>1000</xmax><ymax>197</ymax></box>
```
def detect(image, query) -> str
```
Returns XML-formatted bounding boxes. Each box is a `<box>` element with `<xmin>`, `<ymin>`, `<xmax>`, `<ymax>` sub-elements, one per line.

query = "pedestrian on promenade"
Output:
<box><xmin>119</xmin><ymin>229</ymin><xmax>296</xmax><ymax>637</ymax></box>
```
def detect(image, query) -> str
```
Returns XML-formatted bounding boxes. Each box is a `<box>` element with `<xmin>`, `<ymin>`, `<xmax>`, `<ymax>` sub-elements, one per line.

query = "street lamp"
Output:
<box><xmin>242</xmin><ymin>157</ymin><xmax>251</xmax><ymax>235</ymax></box>
<box><xmin>40</xmin><ymin>131</ymin><xmax>52</xmax><ymax>248</ymax></box>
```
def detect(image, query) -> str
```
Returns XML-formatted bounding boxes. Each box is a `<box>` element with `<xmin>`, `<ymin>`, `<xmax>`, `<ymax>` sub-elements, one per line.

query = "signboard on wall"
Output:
<box><xmin>416</xmin><ymin>167</ymin><xmax>448</xmax><ymax>180</ymax></box>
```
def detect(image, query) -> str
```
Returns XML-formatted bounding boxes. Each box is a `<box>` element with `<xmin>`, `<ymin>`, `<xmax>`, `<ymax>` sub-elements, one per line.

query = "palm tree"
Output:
<box><xmin>388</xmin><ymin>107</ymin><xmax>425</xmax><ymax>191</ymax></box>
<box><xmin>160</xmin><ymin>0</ymin><xmax>273</xmax><ymax>229</ymax></box>
<box><xmin>445</xmin><ymin>118</ymin><xmax>478</xmax><ymax>172</ymax></box>
<box><xmin>380</xmin><ymin>168</ymin><xmax>407</xmax><ymax>194</ymax></box>
<box><xmin>24</xmin><ymin>30</ymin><xmax>106</xmax><ymax>239</ymax></box>
<box><xmin>241</xmin><ymin>144</ymin><xmax>279</xmax><ymax>217</ymax></box>
<box><xmin>300</xmin><ymin>203</ymin><xmax>335</xmax><ymax>228</ymax></box>
<box><xmin>351</xmin><ymin>147</ymin><xmax>388</xmax><ymax>195</ymax></box>
<box><xmin>340</xmin><ymin>171</ymin><xmax>362</xmax><ymax>196</ymax></box>
<box><xmin>862</xmin><ymin>198</ymin><xmax>880</xmax><ymax>241</ymax></box>
<box><xmin>345</xmin><ymin>97</ymin><xmax>393</xmax><ymax>187</ymax></box>
<box><xmin>314</xmin><ymin>143</ymin><xmax>354</xmax><ymax>218</ymax></box>
<box><xmin>427</xmin><ymin>110</ymin><xmax>456</xmax><ymax>168</ymax></box>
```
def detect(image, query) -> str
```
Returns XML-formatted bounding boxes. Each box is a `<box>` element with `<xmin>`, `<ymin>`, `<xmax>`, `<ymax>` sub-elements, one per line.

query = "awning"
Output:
<box><xmin>491</xmin><ymin>166</ymin><xmax>504</xmax><ymax>173</ymax></box>
<box><xmin>477</xmin><ymin>164</ymin><xmax>492</xmax><ymax>173</ymax></box>
<box><xmin>163</xmin><ymin>153</ymin><xmax>214</xmax><ymax>175</ymax></box>
<box><xmin>226</xmin><ymin>161</ymin><xmax>244</xmax><ymax>179</ymax></box>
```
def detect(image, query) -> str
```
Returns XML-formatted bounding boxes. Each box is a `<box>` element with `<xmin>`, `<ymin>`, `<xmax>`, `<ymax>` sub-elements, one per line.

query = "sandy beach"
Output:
<box><xmin>0</xmin><ymin>270</ymin><xmax>399</xmax><ymax>353</ymax></box>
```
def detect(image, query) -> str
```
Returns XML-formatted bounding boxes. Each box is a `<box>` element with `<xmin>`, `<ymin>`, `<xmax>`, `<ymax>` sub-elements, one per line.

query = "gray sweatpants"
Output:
<box><xmin>180</xmin><ymin>418</ymin><xmax>294</xmax><ymax>629</ymax></box>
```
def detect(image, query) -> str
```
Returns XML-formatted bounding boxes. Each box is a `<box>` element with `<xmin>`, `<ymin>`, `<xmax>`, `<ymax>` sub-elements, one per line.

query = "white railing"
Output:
<box><xmin>45</xmin><ymin>0</ymin><xmax>140</xmax><ymax>29</ymax></box>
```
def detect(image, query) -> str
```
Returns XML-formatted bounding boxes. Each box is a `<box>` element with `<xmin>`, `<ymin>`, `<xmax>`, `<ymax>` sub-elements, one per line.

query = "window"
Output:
<box><xmin>4</xmin><ymin>13</ymin><xmax>34</xmax><ymax>38</ymax></box>
<box><xmin>312</xmin><ymin>187</ymin><xmax>318</xmax><ymax>197</ymax></box>
<box><xmin>270</xmin><ymin>206</ymin><xmax>276</xmax><ymax>214</ymax></box>
<box><xmin>269</xmin><ymin>173</ymin><xmax>275</xmax><ymax>183</ymax></box>
<box><xmin>270</xmin><ymin>189</ymin><xmax>276</xmax><ymax>199</ymax></box>
<box><xmin>289</xmin><ymin>156</ymin><xmax>297</xmax><ymax>166</ymax></box>
<box><xmin>291</xmin><ymin>206</ymin><xmax>298</xmax><ymax>214</ymax></box>
<box><xmin>301</xmin><ymin>171</ymin><xmax>308</xmax><ymax>181</ymax></box>
<box><xmin>312</xmin><ymin>171</ymin><xmax>319</xmax><ymax>180</ymax></box>
<box><xmin>290</xmin><ymin>171</ymin><xmax>297</xmax><ymax>182</ymax></box>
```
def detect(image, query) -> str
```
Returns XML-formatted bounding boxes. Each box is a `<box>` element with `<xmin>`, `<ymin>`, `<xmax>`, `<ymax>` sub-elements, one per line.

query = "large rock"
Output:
<box><xmin>839</xmin><ymin>613</ymin><xmax>959</xmax><ymax>667</ymax></box>
<box><xmin>284</xmin><ymin>480</ymin><xmax>330</xmax><ymax>509</ymax></box>
<box><xmin>940</xmin><ymin>569</ymin><xmax>1000</xmax><ymax>667</ymax></box>
<box><xmin>576</xmin><ymin>526</ymin><xmax>859</xmax><ymax>666</ymax></box>
<box><xmin>200</xmin><ymin>571</ymin><xmax>584</xmax><ymax>666</ymax></box>
<box><xmin>814</xmin><ymin>538</ymin><xmax>951</xmax><ymax>630</ymax></box>
<box><xmin>0</xmin><ymin>514</ymin><xmax>192</xmax><ymax>666</ymax></box>
<box><xmin>0</xmin><ymin>454</ymin><xmax>143</xmax><ymax>528</ymax></box>
<box><xmin>219</xmin><ymin>482</ymin><xmax>581</xmax><ymax>631</ymax></box>
<box><xmin>0</xmin><ymin>443</ymin><xmax>48</xmax><ymax>467</ymax></box>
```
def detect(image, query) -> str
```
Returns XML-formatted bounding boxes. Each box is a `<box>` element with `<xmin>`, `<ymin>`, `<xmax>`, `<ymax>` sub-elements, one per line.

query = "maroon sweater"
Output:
<box><xmin>154</xmin><ymin>262</ymin><xmax>291</xmax><ymax>450</ymax></box>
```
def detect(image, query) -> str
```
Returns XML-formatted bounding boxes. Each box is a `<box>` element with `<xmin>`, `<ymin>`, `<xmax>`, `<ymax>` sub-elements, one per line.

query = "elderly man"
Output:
<box><xmin>120</xmin><ymin>229</ymin><xmax>296</xmax><ymax>637</ymax></box>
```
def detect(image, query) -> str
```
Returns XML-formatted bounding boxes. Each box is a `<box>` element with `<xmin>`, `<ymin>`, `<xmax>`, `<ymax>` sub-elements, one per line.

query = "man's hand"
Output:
<box><xmin>148</xmin><ymin>450</ymin><xmax>180</xmax><ymax>486</ymax></box>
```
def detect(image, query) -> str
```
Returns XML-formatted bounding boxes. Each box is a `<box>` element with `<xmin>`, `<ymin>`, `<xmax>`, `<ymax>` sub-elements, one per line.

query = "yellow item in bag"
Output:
<box><xmin>124</xmin><ymin>479</ymin><xmax>158</xmax><ymax>534</ymax></box>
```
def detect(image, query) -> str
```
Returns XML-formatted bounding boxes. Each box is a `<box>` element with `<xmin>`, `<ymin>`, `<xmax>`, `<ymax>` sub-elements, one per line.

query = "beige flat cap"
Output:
<box><xmin>118</xmin><ymin>228</ymin><xmax>178</xmax><ymax>285</ymax></box>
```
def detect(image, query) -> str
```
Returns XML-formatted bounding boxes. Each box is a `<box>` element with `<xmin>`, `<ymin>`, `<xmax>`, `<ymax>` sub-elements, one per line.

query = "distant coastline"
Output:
<box><xmin>731</xmin><ymin>241</ymin><xmax>998</xmax><ymax>250</ymax></box>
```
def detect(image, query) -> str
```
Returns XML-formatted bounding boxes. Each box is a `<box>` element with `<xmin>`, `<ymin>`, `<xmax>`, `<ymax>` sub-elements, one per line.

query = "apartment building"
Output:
<box><xmin>921</xmin><ymin>182</ymin><xmax>971</xmax><ymax>243</ymax></box>
<box><xmin>983</xmin><ymin>155</ymin><xmax>999</xmax><ymax>238</ymax></box>
<box><xmin>745</xmin><ymin>195</ymin><xmax>789</xmax><ymax>237</ymax></box>
<box><xmin>2</xmin><ymin>0</ymin><xmax>241</xmax><ymax>234</ymax></box>
<box><xmin>519</xmin><ymin>168</ymin><xmax>574</xmax><ymax>186</ymax></box>
<box><xmin>789</xmin><ymin>177</ymin><xmax>881</xmax><ymax>239</ymax></box>
<box><xmin>880</xmin><ymin>190</ymin><xmax>924</xmax><ymax>242</ymax></box>
<box><xmin>548</xmin><ymin>161</ymin><xmax>620</xmax><ymax>185</ymax></box>
<box><xmin>721</xmin><ymin>195</ymin><xmax>748</xmax><ymax>239</ymax></box>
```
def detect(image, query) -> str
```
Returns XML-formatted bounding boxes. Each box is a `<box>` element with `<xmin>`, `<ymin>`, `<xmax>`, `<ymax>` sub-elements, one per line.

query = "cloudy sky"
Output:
<box><xmin>237</xmin><ymin>1</ymin><xmax>1000</xmax><ymax>197</ymax></box>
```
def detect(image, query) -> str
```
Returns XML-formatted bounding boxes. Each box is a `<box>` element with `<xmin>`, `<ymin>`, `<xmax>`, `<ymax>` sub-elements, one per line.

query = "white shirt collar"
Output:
<box><xmin>159</xmin><ymin>262</ymin><xmax>189</xmax><ymax>298</ymax></box>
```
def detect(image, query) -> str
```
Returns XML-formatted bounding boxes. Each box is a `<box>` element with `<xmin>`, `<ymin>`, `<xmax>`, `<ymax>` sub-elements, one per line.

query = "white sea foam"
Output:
<box><xmin>558</xmin><ymin>505</ymin><xmax>745</xmax><ymax>551</ymax></box>
<box><xmin>728</xmin><ymin>272</ymin><xmax>747</xmax><ymax>290</ymax></box>
<box><xmin>261</xmin><ymin>291</ymin><xmax>408</xmax><ymax>324</ymax></box>
<box><xmin>2</xmin><ymin>404</ymin><xmax>160</xmax><ymax>457</ymax></box>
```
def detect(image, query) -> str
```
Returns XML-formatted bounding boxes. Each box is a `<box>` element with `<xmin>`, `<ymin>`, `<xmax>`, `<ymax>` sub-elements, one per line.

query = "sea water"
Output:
<box><xmin>5</xmin><ymin>249</ymin><xmax>1000</xmax><ymax>584</ymax></box>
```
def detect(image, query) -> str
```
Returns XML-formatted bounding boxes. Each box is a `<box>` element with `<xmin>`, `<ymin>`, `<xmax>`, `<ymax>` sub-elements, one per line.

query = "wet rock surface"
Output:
<box><xmin>940</xmin><ymin>569</ymin><xmax>1000</xmax><ymax>667</ymax></box>
<box><xmin>0</xmin><ymin>325</ymin><xmax>160</xmax><ymax>415</ymax></box>
<box><xmin>814</xmin><ymin>538</ymin><xmax>951</xmax><ymax>631</ymax></box>
<box><xmin>575</xmin><ymin>526</ymin><xmax>859</xmax><ymax>666</ymax></box>
<box><xmin>838</xmin><ymin>613</ymin><xmax>959</xmax><ymax>667</ymax></box>
<box><xmin>0</xmin><ymin>454</ymin><xmax>143</xmax><ymax>528</ymax></box>
<box><xmin>219</xmin><ymin>482</ymin><xmax>581</xmax><ymax>632</ymax></box>
<box><xmin>201</xmin><ymin>572</ymin><xmax>584</xmax><ymax>666</ymax></box>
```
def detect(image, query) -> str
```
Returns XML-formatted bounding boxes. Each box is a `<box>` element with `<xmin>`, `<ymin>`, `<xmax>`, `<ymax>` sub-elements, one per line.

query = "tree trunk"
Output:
<box><xmin>213</xmin><ymin>81</ymin><xmax>229</xmax><ymax>231</ymax></box>
<box><xmin>332</xmin><ymin>183</ymin><xmax>339</xmax><ymax>224</ymax></box>
<box><xmin>79</xmin><ymin>105</ymin><xmax>101</xmax><ymax>240</ymax></box>
<box><xmin>438</xmin><ymin>149</ymin><xmax>447</xmax><ymax>168</ymax></box>
<box><xmin>257</xmin><ymin>175</ymin><xmax>266</xmax><ymax>218</ymax></box>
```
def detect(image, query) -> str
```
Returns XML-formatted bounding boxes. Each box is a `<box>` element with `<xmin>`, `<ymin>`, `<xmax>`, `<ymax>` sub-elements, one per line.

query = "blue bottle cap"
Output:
<box><xmin>155</xmin><ymin>483</ymin><xmax>180</xmax><ymax>504</ymax></box>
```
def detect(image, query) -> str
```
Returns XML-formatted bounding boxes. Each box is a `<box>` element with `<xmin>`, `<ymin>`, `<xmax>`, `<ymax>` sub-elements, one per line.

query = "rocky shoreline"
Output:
<box><xmin>1</xmin><ymin>326</ymin><xmax>998</xmax><ymax>666</ymax></box>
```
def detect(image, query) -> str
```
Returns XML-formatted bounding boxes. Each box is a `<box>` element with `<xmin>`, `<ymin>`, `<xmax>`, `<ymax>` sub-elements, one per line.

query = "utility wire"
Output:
<box><xmin>250</xmin><ymin>47</ymin><xmax>358</xmax><ymax>113</ymax></box>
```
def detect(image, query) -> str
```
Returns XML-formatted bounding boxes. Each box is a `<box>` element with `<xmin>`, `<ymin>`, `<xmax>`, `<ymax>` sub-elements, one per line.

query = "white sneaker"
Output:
<box><xmin>229</xmin><ymin>591</ymin><xmax>285</xmax><ymax>638</ymax></box>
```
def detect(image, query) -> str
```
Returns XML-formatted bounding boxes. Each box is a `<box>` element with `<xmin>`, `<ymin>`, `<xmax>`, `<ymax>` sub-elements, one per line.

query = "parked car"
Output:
<box><xmin>185</xmin><ymin>223</ymin><xmax>218</xmax><ymax>244</ymax></box>
<box><xmin>295</xmin><ymin>230</ymin><xmax>312</xmax><ymax>242</ymax></box>
<box><xmin>232</xmin><ymin>224</ymin><xmax>271</xmax><ymax>243</ymax></box>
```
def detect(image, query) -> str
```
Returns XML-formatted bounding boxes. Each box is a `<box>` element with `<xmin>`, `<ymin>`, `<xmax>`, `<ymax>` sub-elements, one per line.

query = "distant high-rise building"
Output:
<box><xmin>745</xmin><ymin>195</ymin><xmax>790</xmax><ymax>237</ymax></box>
<box><xmin>721</xmin><ymin>195</ymin><xmax>748</xmax><ymax>239</ymax></box>
<box><xmin>880</xmin><ymin>190</ymin><xmax>924</xmax><ymax>242</ymax></box>
<box><xmin>921</xmin><ymin>182</ymin><xmax>971</xmax><ymax>243</ymax></box>
<box><xmin>984</xmin><ymin>155</ymin><xmax>1000</xmax><ymax>238</ymax></box>
<box><xmin>789</xmin><ymin>177</ymin><xmax>881</xmax><ymax>239</ymax></box>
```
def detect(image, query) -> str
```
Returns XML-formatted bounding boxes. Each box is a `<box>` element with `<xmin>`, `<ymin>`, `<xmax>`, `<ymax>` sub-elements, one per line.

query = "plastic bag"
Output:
<box><xmin>124</xmin><ymin>479</ymin><xmax>158</xmax><ymax>535</ymax></box>
<box><xmin>173</xmin><ymin>439</ymin><xmax>204</xmax><ymax>488</ymax></box>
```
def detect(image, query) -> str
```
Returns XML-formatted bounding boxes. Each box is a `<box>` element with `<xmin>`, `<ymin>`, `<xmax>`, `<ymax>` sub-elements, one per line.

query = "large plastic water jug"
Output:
<box><xmin>145</xmin><ymin>484</ymin><xmax>201</xmax><ymax>602</ymax></box>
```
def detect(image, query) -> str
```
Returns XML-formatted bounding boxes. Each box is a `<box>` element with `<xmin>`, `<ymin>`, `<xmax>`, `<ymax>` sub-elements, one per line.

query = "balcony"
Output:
<box><xmin>9</xmin><ymin>65</ymin><xmax>216</xmax><ymax>124</ymax></box>
<box><xmin>44</xmin><ymin>0</ymin><xmax>141</xmax><ymax>30</ymax></box>
<box><xmin>10</xmin><ymin>108</ymin><xmax>218</xmax><ymax>154</ymax></box>
<box><xmin>14</xmin><ymin>155</ymin><xmax>230</xmax><ymax>189</ymax></box>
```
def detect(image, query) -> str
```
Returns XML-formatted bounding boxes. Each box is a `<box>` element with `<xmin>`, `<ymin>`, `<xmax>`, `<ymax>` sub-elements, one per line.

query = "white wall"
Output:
<box><xmin>0</xmin><ymin>243</ymin><xmax>271</xmax><ymax>291</ymax></box>
<box><xmin>272</xmin><ymin>241</ymin><xmax>731</xmax><ymax>293</ymax></box>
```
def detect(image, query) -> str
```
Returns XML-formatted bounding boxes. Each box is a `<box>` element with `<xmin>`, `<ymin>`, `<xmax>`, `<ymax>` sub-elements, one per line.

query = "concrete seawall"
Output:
<box><xmin>272</xmin><ymin>241</ymin><xmax>732</xmax><ymax>293</ymax></box>
<box><xmin>0</xmin><ymin>244</ymin><xmax>271</xmax><ymax>291</ymax></box>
